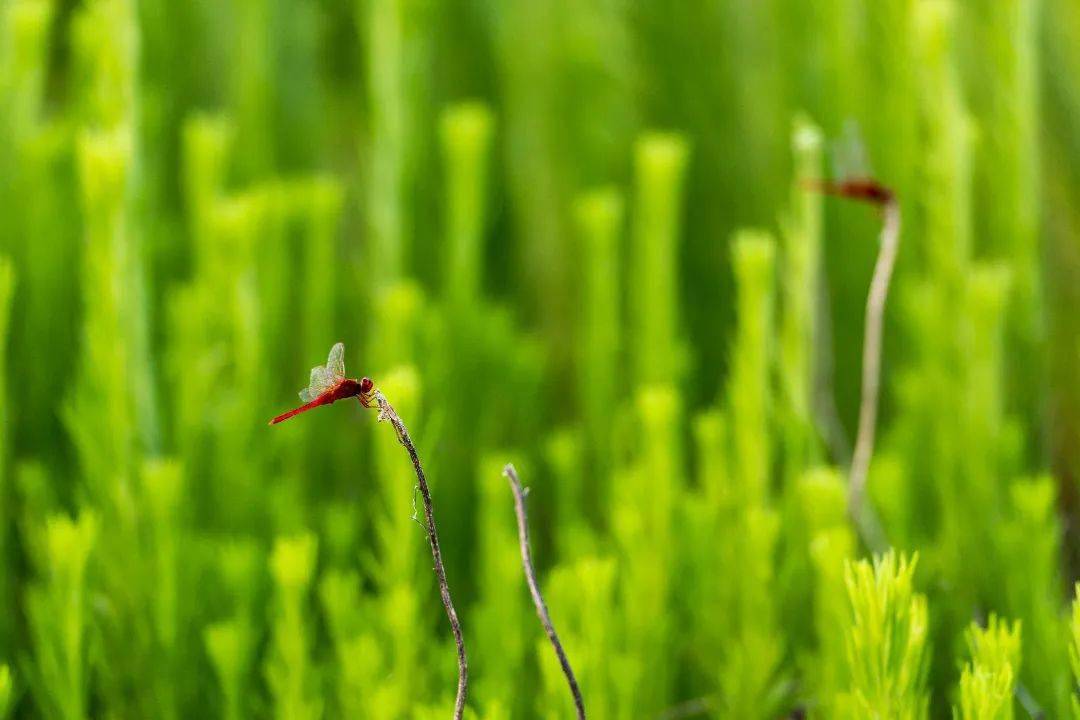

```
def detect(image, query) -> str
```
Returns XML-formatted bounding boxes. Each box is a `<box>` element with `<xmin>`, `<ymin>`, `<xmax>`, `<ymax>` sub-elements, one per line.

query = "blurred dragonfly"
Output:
<box><xmin>803</xmin><ymin>121</ymin><xmax>895</xmax><ymax>208</ymax></box>
<box><xmin>269</xmin><ymin>342</ymin><xmax>375</xmax><ymax>425</ymax></box>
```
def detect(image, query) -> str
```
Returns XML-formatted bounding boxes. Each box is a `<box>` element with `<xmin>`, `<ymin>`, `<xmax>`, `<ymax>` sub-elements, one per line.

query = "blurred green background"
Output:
<box><xmin>2</xmin><ymin>0</ymin><xmax>1080</xmax><ymax>717</ymax></box>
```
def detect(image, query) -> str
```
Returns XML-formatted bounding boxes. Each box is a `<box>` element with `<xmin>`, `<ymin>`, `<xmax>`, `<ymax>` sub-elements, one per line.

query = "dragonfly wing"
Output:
<box><xmin>299</xmin><ymin>387</ymin><xmax>314</xmax><ymax>403</ymax></box>
<box><xmin>832</xmin><ymin>120</ymin><xmax>872</xmax><ymax>181</ymax></box>
<box><xmin>308</xmin><ymin>366</ymin><xmax>333</xmax><ymax>396</ymax></box>
<box><xmin>326</xmin><ymin>342</ymin><xmax>346</xmax><ymax>381</ymax></box>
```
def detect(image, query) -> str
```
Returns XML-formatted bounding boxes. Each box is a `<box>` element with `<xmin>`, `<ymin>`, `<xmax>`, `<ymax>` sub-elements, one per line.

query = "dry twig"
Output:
<box><xmin>804</xmin><ymin>178</ymin><xmax>899</xmax><ymax>551</ymax></box>
<box><xmin>848</xmin><ymin>195</ymin><xmax>900</xmax><ymax>548</ymax></box>
<box><xmin>375</xmin><ymin>391</ymin><xmax>468</xmax><ymax>719</ymax></box>
<box><xmin>503</xmin><ymin>463</ymin><xmax>585</xmax><ymax>719</ymax></box>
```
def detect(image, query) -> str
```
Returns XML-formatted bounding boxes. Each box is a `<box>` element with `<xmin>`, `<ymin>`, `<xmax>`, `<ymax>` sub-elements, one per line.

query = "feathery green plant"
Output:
<box><xmin>26</xmin><ymin>511</ymin><xmax>98</xmax><ymax>720</ymax></box>
<box><xmin>836</xmin><ymin>552</ymin><xmax>929</xmax><ymax>719</ymax></box>
<box><xmin>953</xmin><ymin>615</ymin><xmax>1021</xmax><ymax>720</ymax></box>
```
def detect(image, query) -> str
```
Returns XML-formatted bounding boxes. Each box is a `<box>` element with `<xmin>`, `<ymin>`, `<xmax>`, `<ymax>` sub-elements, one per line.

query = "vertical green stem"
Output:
<box><xmin>630</xmin><ymin>134</ymin><xmax>689</xmax><ymax>387</ymax></box>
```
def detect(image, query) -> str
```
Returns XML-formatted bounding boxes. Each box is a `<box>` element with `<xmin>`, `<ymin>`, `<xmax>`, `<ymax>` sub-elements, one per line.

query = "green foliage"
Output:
<box><xmin>204</xmin><ymin>619</ymin><xmax>254</xmax><ymax>720</ymax></box>
<box><xmin>266</xmin><ymin>533</ymin><xmax>321</xmax><ymax>720</ymax></box>
<box><xmin>953</xmin><ymin>616</ymin><xmax>1021</xmax><ymax>720</ymax></box>
<box><xmin>0</xmin><ymin>664</ymin><xmax>11</xmax><ymax>720</ymax></box>
<box><xmin>837</xmin><ymin>552</ymin><xmax>930</xmax><ymax>720</ymax></box>
<box><xmin>1070</xmin><ymin>584</ymin><xmax>1080</xmax><ymax>719</ymax></box>
<box><xmin>26</xmin><ymin>511</ymin><xmax>98</xmax><ymax>720</ymax></box>
<box><xmin>1</xmin><ymin>0</ymin><xmax>1077</xmax><ymax>717</ymax></box>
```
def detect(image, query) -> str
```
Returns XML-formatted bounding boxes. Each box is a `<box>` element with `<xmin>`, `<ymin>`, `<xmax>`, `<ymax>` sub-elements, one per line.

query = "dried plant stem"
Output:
<box><xmin>503</xmin><ymin>464</ymin><xmax>585</xmax><ymax>719</ymax></box>
<box><xmin>848</xmin><ymin>200</ymin><xmax>900</xmax><ymax>550</ymax></box>
<box><xmin>374</xmin><ymin>391</ymin><xmax>468</xmax><ymax>719</ymax></box>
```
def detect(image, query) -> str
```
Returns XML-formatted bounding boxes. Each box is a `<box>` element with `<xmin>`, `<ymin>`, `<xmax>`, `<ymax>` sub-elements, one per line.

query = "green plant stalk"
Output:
<box><xmin>807</xmin><ymin>525</ymin><xmax>855</xmax><ymax>716</ymax></box>
<box><xmin>966</xmin><ymin>0</ymin><xmax>1042</xmax><ymax>344</ymax></box>
<box><xmin>951</xmin><ymin>266</ymin><xmax>1012</xmax><ymax>605</ymax></box>
<box><xmin>544</xmin><ymin>430</ymin><xmax>589</xmax><ymax>558</ymax></box>
<box><xmin>1000</xmin><ymin>478</ymin><xmax>1070</xmax><ymax>716</ymax></box>
<box><xmin>631</xmin><ymin>133</ymin><xmax>689</xmax><ymax>387</ymax></box>
<box><xmin>68</xmin><ymin>127</ymin><xmax>137</xmax><ymax>501</ymax></box>
<box><xmin>232</xmin><ymin>0</ymin><xmax>273</xmax><ymax>179</ymax></box>
<box><xmin>915</xmin><ymin>0</ymin><xmax>972</xmax><ymax>287</ymax></box>
<box><xmin>371</xmin><ymin>281</ymin><xmax>424</xmax><ymax>374</ymax></box>
<box><xmin>717</xmin><ymin>231</ymin><xmax>785</xmax><ymax>719</ymax></box>
<box><xmin>299</xmin><ymin>179</ymin><xmax>344</xmax><ymax>363</ymax></box>
<box><xmin>181</xmin><ymin>114</ymin><xmax>233</xmax><ymax>254</ymax></box>
<box><xmin>0</xmin><ymin>664</ymin><xmax>12</xmax><ymax>719</ymax></box>
<box><xmin>205</xmin><ymin>619</ymin><xmax>254</xmax><ymax>720</ymax></box>
<box><xmin>27</xmin><ymin>511</ymin><xmax>98</xmax><ymax>720</ymax></box>
<box><xmin>363</xmin><ymin>0</ymin><xmax>432</xmax><ymax>287</ymax></box>
<box><xmin>780</xmin><ymin>467</ymin><xmax>848</xmax><ymax>672</ymax></box>
<box><xmin>729</xmin><ymin>231</ymin><xmax>776</xmax><ymax>507</ymax></box>
<box><xmin>441</xmin><ymin>102</ymin><xmax>494</xmax><ymax>310</ymax></box>
<box><xmin>1069</xmin><ymin>583</ymin><xmax>1080</xmax><ymax>719</ymax></box>
<box><xmin>861</xmin><ymin>0</ymin><xmax>917</xmax><ymax>194</ymax></box>
<box><xmin>142</xmin><ymin>459</ymin><xmax>183</xmax><ymax>720</ymax></box>
<box><xmin>266</xmin><ymin>533</ymin><xmax>321</xmax><ymax>720</ymax></box>
<box><xmin>692</xmin><ymin>410</ymin><xmax>729</xmax><ymax>508</ymax></box>
<box><xmin>612</xmin><ymin>386</ymin><xmax>682</xmax><ymax>715</ymax></box>
<box><xmin>0</xmin><ymin>0</ymin><xmax>53</xmax><ymax>144</ymax></box>
<box><xmin>209</xmin><ymin>193</ymin><xmax>267</xmax><ymax>529</ymax></box>
<box><xmin>779</xmin><ymin>117</ymin><xmax>823</xmax><ymax>482</ymax></box>
<box><xmin>576</xmin><ymin>187</ymin><xmax>624</xmax><ymax>481</ymax></box>
<box><xmin>0</xmin><ymin>259</ymin><xmax>14</xmax><ymax>649</ymax></box>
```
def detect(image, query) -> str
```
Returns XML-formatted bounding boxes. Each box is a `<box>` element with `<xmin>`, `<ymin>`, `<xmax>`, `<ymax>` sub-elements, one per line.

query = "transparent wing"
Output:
<box><xmin>832</xmin><ymin>120</ymin><xmax>872</xmax><ymax>181</ymax></box>
<box><xmin>326</xmin><ymin>342</ymin><xmax>346</xmax><ymax>381</ymax></box>
<box><xmin>299</xmin><ymin>387</ymin><xmax>314</xmax><ymax>402</ymax></box>
<box><xmin>305</xmin><ymin>365</ymin><xmax>333</xmax><ymax>397</ymax></box>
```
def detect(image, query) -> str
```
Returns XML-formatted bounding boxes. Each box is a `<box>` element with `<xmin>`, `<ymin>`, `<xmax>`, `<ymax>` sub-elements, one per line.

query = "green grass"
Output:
<box><xmin>2</xmin><ymin>0</ymin><xmax>1080</xmax><ymax>717</ymax></box>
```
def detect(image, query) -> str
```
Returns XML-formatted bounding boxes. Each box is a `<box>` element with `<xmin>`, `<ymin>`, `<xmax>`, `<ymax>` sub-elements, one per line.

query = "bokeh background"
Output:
<box><xmin>2</xmin><ymin>0</ymin><xmax>1080</xmax><ymax>717</ymax></box>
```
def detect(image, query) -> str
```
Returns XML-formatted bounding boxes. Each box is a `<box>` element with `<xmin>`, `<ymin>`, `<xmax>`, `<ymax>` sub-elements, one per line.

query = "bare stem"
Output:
<box><xmin>374</xmin><ymin>391</ymin><xmax>468</xmax><ymax>719</ymax></box>
<box><xmin>848</xmin><ymin>199</ymin><xmax>900</xmax><ymax>551</ymax></box>
<box><xmin>502</xmin><ymin>463</ymin><xmax>585</xmax><ymax>719</ymax></box>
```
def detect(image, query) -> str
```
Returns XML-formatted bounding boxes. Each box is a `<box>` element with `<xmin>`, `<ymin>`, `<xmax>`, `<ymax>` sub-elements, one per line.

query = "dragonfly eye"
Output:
<box><xmin>360</xmin><ymin>377</ymin><xmax>374</xmax><ymax>394</ymax></box>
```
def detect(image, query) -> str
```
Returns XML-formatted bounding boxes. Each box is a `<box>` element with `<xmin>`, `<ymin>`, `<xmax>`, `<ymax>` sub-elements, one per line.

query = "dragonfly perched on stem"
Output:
<box><xmin>800</xmin><ymin>122</ymin><xmax>895</xmax><ymax>209</ymax></box>
<box><xmin>269</xmin><ymin>342</ymin><xmax>375</xmax><ymax>424</ymax></box>
<box><xmin>801</xmin><ymin>122</ymin><xmax>899</xmax><ymax>553</ymax></box>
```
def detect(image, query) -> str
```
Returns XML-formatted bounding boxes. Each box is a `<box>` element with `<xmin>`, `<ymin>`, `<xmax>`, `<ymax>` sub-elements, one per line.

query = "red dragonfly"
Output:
<box><xmin>269</xmin><ymin>342</ymin><xmax>375</xmax><ymax>425</ymax></box>
<box><xmin>801</xmin><ymin>177</ymin><xmax>894</xmax><ymax>207</ymax></box>
<box><xmin>801</xmin><ymin>121</ymin><xmax>895</xmax><ymax>208</ymax></box>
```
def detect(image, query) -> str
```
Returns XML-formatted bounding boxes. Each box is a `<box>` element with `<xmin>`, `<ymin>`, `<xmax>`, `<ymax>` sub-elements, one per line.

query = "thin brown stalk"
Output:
<box><xmin>374</xmin><ymin>391</ymin><xmax>468</xmax><ymax>719</ymax></box>
<box><xmin>503</xmin><ymin>463</ymin><xmax>585</xmax><ymax>719</ymax></box>
<box><xmin>848</xmin><ymin>198</ymin><xmax>900</xmax><ymax>550</ymax></box>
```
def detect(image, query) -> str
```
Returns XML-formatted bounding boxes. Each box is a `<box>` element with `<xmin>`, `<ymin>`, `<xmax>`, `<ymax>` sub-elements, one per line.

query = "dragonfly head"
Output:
<box><xmin>357</xmin><ymin>376</ymin><xmax>376</xmax><ymax>408</ymax></box>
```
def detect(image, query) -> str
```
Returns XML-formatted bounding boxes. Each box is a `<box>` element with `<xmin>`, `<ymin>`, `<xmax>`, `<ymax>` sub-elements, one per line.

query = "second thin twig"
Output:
<box><xmin>503</xmin><ymin>463</ymin><xmax>585</xmax><ymax>719</ymax></box>
<box><xmin>848</xmin><ymin>198</ymin><xmax>900</xmax><ymax>526</ymax></box>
